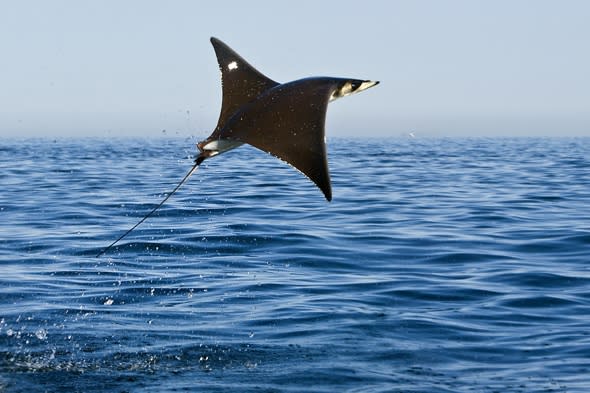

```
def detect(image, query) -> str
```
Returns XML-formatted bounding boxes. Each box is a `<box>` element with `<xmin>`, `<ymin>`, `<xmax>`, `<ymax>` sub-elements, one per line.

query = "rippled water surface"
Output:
<box><xmin>1</xmin><ymin>137</ymin><xmax>589</xmax><ymax>392</ymax></box>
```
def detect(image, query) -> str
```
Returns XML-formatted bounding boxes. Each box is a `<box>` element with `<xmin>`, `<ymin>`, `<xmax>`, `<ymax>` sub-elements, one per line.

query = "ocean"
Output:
<box><xmin>1</xmin><ymin>136</ymin><xmax>589</xmax><ymax>392</ymax></box>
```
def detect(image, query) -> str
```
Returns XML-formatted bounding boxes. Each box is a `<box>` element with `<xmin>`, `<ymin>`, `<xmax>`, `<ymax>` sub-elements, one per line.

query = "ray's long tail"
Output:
<box><xmin>96</xmin><ymin>157</ymin><xmax>204</xmax><ymax>258</ymax></box>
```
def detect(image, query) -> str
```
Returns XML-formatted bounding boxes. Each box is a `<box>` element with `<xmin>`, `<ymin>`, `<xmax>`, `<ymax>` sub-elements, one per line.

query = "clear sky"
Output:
<box><xmin>1</xmin><ymin>0</ymin><xmax>589</xmax><ymax>138</ymax></box>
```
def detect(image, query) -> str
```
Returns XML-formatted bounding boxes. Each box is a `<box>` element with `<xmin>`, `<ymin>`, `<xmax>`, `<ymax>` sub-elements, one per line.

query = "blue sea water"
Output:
<box><xmin>0</xmin><ymin>136</ymin><xmax>589</xmax><ymax>392</ymax></box>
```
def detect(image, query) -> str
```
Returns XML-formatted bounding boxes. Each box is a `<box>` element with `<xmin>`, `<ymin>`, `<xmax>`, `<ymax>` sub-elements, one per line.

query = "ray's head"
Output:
<box><xmin>330</xmin><ymin>79</ymin><xmax>379</xmax><ymax>102</ymax></box>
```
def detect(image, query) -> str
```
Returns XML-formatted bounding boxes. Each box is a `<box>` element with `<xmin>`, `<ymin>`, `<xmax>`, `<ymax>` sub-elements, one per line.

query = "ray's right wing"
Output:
<box><xmin>210</xmin><ymin>37</ymin><xmax>279</xmax><ymax>136</ymax></box>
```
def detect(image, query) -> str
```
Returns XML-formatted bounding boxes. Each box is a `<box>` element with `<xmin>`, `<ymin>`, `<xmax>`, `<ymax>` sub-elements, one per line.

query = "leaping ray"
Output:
<box><xmin>96</xmin><ymin>37</ymin><xmax>379</xmax><ymax>257</ymax></box>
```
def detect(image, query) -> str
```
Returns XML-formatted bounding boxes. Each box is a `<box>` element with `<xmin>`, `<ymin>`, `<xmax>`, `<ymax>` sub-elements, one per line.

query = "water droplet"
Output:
<box><xmin>35</xmin><ymin>329</ymin><xmax>47</xmax><ymax>340</ymax></box>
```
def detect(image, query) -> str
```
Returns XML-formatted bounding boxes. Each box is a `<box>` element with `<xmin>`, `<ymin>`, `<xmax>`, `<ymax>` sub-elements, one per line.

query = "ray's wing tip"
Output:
<box><xmin>322</xmin><ymin>187</ymin><xmax>332</xmax><ymax>202</ymax></box>
<box><xmin>210</xmin><ymin>37</ymin><xmax>225</xmax><ymax>49</ymax></box>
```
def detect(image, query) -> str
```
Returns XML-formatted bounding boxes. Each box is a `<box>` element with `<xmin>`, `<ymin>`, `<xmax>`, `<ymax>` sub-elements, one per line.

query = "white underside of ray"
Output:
<box><xmin>201</xmin><ymin>139</ymin><xmax>244</xmax><ymax>156</ymax></box>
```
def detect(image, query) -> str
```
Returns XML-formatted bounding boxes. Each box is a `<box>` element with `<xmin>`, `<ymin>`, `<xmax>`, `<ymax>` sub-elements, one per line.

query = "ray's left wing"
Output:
<box><xmin>219</xmin><ymin>77</ymin><xmax>344</xmax><ymax>201</ymax></box>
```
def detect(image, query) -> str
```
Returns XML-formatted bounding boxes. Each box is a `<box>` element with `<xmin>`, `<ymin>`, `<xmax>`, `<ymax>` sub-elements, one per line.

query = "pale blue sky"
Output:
<box><xmin>1</xmin><ymin>0</ymin><xmax>589</xmax><ymax>138</ymax></box>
